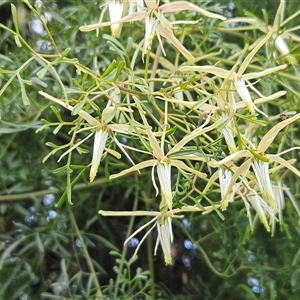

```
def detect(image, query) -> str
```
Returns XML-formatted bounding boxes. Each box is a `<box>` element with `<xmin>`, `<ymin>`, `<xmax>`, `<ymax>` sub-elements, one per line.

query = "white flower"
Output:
<box><xmin>80</xmin><ymin>1</ymin><xmax>226</xmax><ymax>61</ymax></box>
<box><xmin>90</xmin><ymin>129</ymin><xmax>109</xmax><ymax>182</ymax></box>
<box><xmin>110</xmin><ymin>110</ymin><xmax>221</xmax><ymax>210</ymax></box>
<box><xmin>108</xmin><ymin>0</ymin><xmax>124</xmax><ymax>37</ymax></box>
<box><xmin>234</xmin><ymin>77</ymin><xmax>266</xmax><ymax>116</ymax></box>
<box><xmin>180</xmin><ymin>32</ymin><xmax>287</xmax><ymax>117</ymax></box>
<box><xmin>155</xmin><ymin>161</ymin><xmax>172</xmax><ymax>210</ymax></box>
<box><xmin>144</xmin><ymin>16</ymin><xmax>160</xmax><ymax>57</ymax></box>
<box><xmin>99</xmin><ymin>206</ymin><xmax>219</xmax><ymax>265</ymax></box>
<box><xmin>251</xmin><ymin>160</ymin><xmax>276</xmax><ymax>209</ymax></box>
<box><xmin>217</xmin><ymin>112</ymin><xmax>237</xmax><ymax>153</ymax></box>
<box><xmin>155</xmin><ymin>217</ymin><xmax>174</xmax><ymax>265</ymax></box>
<box><xmin>219</xmin><ymin>167</ymin><xmax>234</xmax><ymax>210</ymax></box>
<box><xmin>221</xmin><ymin>0</ymin><xmax>299</xmax><ymax>64</ymax></box>
<box><xmin>247</xmin><ymin>192</ymin><xmax>274</xmax><ymax>232</ymax></box>
<box><xmin>128</xmin><ymin>0</ymin><xmax>144</xmax><ymax>15</ymax></box>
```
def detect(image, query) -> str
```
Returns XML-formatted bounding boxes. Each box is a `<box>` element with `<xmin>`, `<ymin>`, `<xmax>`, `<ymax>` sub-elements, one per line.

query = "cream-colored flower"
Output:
<box><xmin>108</xmin><ymin>0</ymin><xmax>124</xmax><ymax>37</ymax></box>
<box><xmin>80</xmin><ymin>0</ymin><xmax>226</xmax><ymax>61</ymax></box>
<box><xmin>39</xmin><ymin>91</ymin><xmax>135</xmax><ymax>182</ymax></box>
<box><xmin>209</xmin><ymin>113</ymin><xmax>300</xmax><ymax>232</ymax></box>
<box><xmin>110</xmin><ymin>104</ymin><xmax>222</xmax><ymax>210</ymax></box>
<box><xmin>180</xmin><ymin>32</ymin><xmax>287</xmax><ymax>117</ymax></box>
<box><xmin>215</xmin><ymin>111</ymin><xmax>237</xmax><ymax>153</ymax></box>
<box><xmin>155</xmin><ymin>217</ymin><xmax>174</xmax><ymax>265</ymax></box>
<box><xmin>219</xmin><ymin>167</ymin><xmax>234</xmax><ymax>210</ymax></box>
<box><xmin>99</xmin><ymin>205</ymin><xmax>219</xmax><ymax>264</ymax></box>
<box><xmin>251</xmin><ymin>160</ymin><xmax>276</xmax><ymax>209</ymax></box>
<box><xmin>221</xmin><ymin>0</ymin><xmax>300</xmax><ymax>64</ymax></box>
<box><xmin>90</xmin><ymin>129</ymin><xmax>109</xmax><ymax>182</ymax></box>
<box><xmin>155</xmin><ymin>161</ymin><xmax>172</xmax><ymax>210</ymax></box>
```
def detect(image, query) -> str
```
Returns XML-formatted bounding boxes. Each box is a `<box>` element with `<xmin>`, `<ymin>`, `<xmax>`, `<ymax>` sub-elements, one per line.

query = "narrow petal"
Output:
<box><xmin>157</xmin><ymin>162</ymin><xmax>173</xmax><ymax>209</ymax></box>
<box><xmin>144</xmin><ymin>16</ymin><xmax>159</xmax><ymax>57</ymax></box>
<box><xmin>159</xmin><ymin>2</ymin><xmax>226</xmax><ymax>20</ymax></box>
<box><xmin>252</xmin><ymin>160</ymin><xmax>276</xmax><ymax>208</ymax></box>
<box><xmin>243</xmin><ymin>64</ymin><xmax>287</xmax><ymax>80</ymax></box>
<box><xmin>247</xmin><ymin>193</ymin><xmax>270</xmax><ymax>232</ymax></box>
<box><xmin>219</xmin><ymin>168</ymin><xmax>234</xmax><ymax>210</ymax></box>
<box><xmin>171</xmin><ymin>159</ymin><xmax>207</xmax><ymax>178</ymax></box>
<box><xmin>39</xmin><ymin>91</ymin><xmax>101</xmax><ymax>127</ymax></box>
<box><xmin>79</xmin><ymin>11</ymin><xmax>146</xmax><ymax>32</ymax></box>
<box><xmin>223</xmin><ymin>159</ymin><xmax>252</xmax><ymax>201</ymax></box>
<box><xmin>237</xmin><ymin>32</ymin><xmax>272</xmax><ymax>76</ymax></box>
<box><xmin>108</xmin><ymin>1</ymin><xmax>124</xmax><ymax>37</ymax></box>
<box><xmin>221</xmin><ymin>17</ymin><xmax>268</xmax><ymax>33</ymax></box>
<box><xmin>273</xmin><ymin>0</ymin><xmax>285</xmax><ymax>32</ymax></box>
<box><xmin>168</xmin><ymin>116</ymin><xmax>223</xmax><ymax>155</ymax></box>
<box><xmin>234</xmin><ymin>77</ymin><xmax>266</xmax><ymax>116</ymax></box>
<box><xmin>156</xmin><ymin>218</ymin><xmax>173</xmax><ymax>265</ymax></box>
<box><xmin>109</xmin><ymin>159</ymin><xmax>157</xmax><ymax>180</ymax></box>
<box><xmin>209</xmin><ymin>150</ymin><xmax>252</xmax><ymax>167</ymax></box>
<box><xmin>257</xmin><ymin>113</ymin><xmax>300</xmax><ymax>153</ymax></box>
<box><xmin>157</xmin><ymin>23</ymin><xmax>194</xmax><ymax>61</ymax></box>
<box><xmin>90</xmin><ymin>130</ymin><xmax>109</xmax><ymax>182</ymax></box>
<box><xmin>179</xmin><ymin>65</ymin><xmax>230</xmax><ymax>79</ymax></box>
<box><xmin>267</xmin><ymin>154</ymin><xmax>300</xmax><ymax>178</ymax></box>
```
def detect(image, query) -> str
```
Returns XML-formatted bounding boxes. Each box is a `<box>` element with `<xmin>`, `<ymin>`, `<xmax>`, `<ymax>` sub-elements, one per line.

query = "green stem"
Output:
<box><xmin>145</xmin><ymin>195</ymin><xmax>155</xmax><ymax>299</ymax></box>
<box><xmin>0</xmin><ymin>177</ymin><xmax>110</xmax><ymax>202</ymax></box>
<box><xmin>68</xmin><ymin>205</ymin><xmax>102</xmax><ymax>297</ymax></box>
<box><xmin>113</xmin><ymin>177</ymin><xmax>140</xmax><ymax>298</ymax></box>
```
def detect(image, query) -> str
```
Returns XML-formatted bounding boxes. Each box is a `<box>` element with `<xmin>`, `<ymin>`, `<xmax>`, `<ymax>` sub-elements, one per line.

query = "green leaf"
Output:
<box><xmin>101</xmin><ymin>60</ymin><xmax>116</xmax><ymax>78</ymax></box>
<box><xmin>14</xmin><ymin>35</ymin><xmax>22</xmax><ymax>47</ymax></box>
<box><xmin>53</xmin><ymin>124</ymin><xmax>63</xmax><ymax>135</ymax></box>
<box><xmin>55</xmin><ymin>168</ymin><xmax>86</xmax><ymax>207</ymax></box>
<box><xmin>53</xmin><ymin>165</ymin><xmax>68</xmax><ymax>173</ymax></box>
<box><xmin>113</xmin><ymin>61</ymin><xmax>126</xmax><ymax>81</ymax></box>
<box><xmin>11</xmin><ymin>4</ymin><xmax>20</xmax><ymax>35</ymax></box>
<box><xmin>17</xmin><ymin>74</ymin><xmax>30</xmax><ymax>106</ymax></box>
<box><xmin>165</xmin><ymin>126</ymin><xmax>177</xmax><ymax>136</ymax></box>
<box><xmin>235</xmin><ymin>113</ymin><xmax>267</xmax><ymax>126</ymax></box>
<box><xmin>249</xmin><ymin>149</ymin><xmax>270</xmax><ymax>162</ymax></box>
<box><xmin>37</xmin><ymin>66</ymin><xmax>49</xmax><ymax>79</ymax></box>
<box><xmin>72</xmin><ymin>100</ymin><xmax>86</xmax><ymax>116</ymax></box>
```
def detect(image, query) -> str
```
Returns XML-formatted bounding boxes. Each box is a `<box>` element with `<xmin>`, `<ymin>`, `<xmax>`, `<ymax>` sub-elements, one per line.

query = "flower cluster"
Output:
<box><xmin>40</xmin><ymin>0</ymin><xmax>300</xmax><ymax>263</ymax></box>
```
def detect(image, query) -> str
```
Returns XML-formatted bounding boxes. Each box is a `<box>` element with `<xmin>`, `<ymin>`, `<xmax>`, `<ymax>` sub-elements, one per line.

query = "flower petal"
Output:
<box><xmin>157</xmin><ymin>23</ymin><xmax>194</xmax><ymax>61</ymax></box>
<box><xmin>90</xmin><ymin>130</ymin><xmax>109</xmax><ymax>182</ymax></box>
<box><xmin>79</xmin><ymin>11</ymin><xmax>146</xmax><ymax>32</ymax></box>
<box><xmin>257</xmin><ymin>113</ymin><xmax>300</xmax><ymax>153</ymax></box>
<box><xmin>160</xmin><ymin>2</ymin><xmax>226</xmax><ymax>20</ymax></box>
<box><xmin>109</xmin><ymin>159</ymin><xmax>157</xmax><ymax>180</ymax></box>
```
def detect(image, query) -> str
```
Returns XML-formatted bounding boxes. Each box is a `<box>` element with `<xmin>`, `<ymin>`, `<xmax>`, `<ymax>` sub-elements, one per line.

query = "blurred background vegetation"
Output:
<box><xmin>0</xmin><ymin>0</ymin><xmax>300</xmax><ymax>299</ymax></box>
